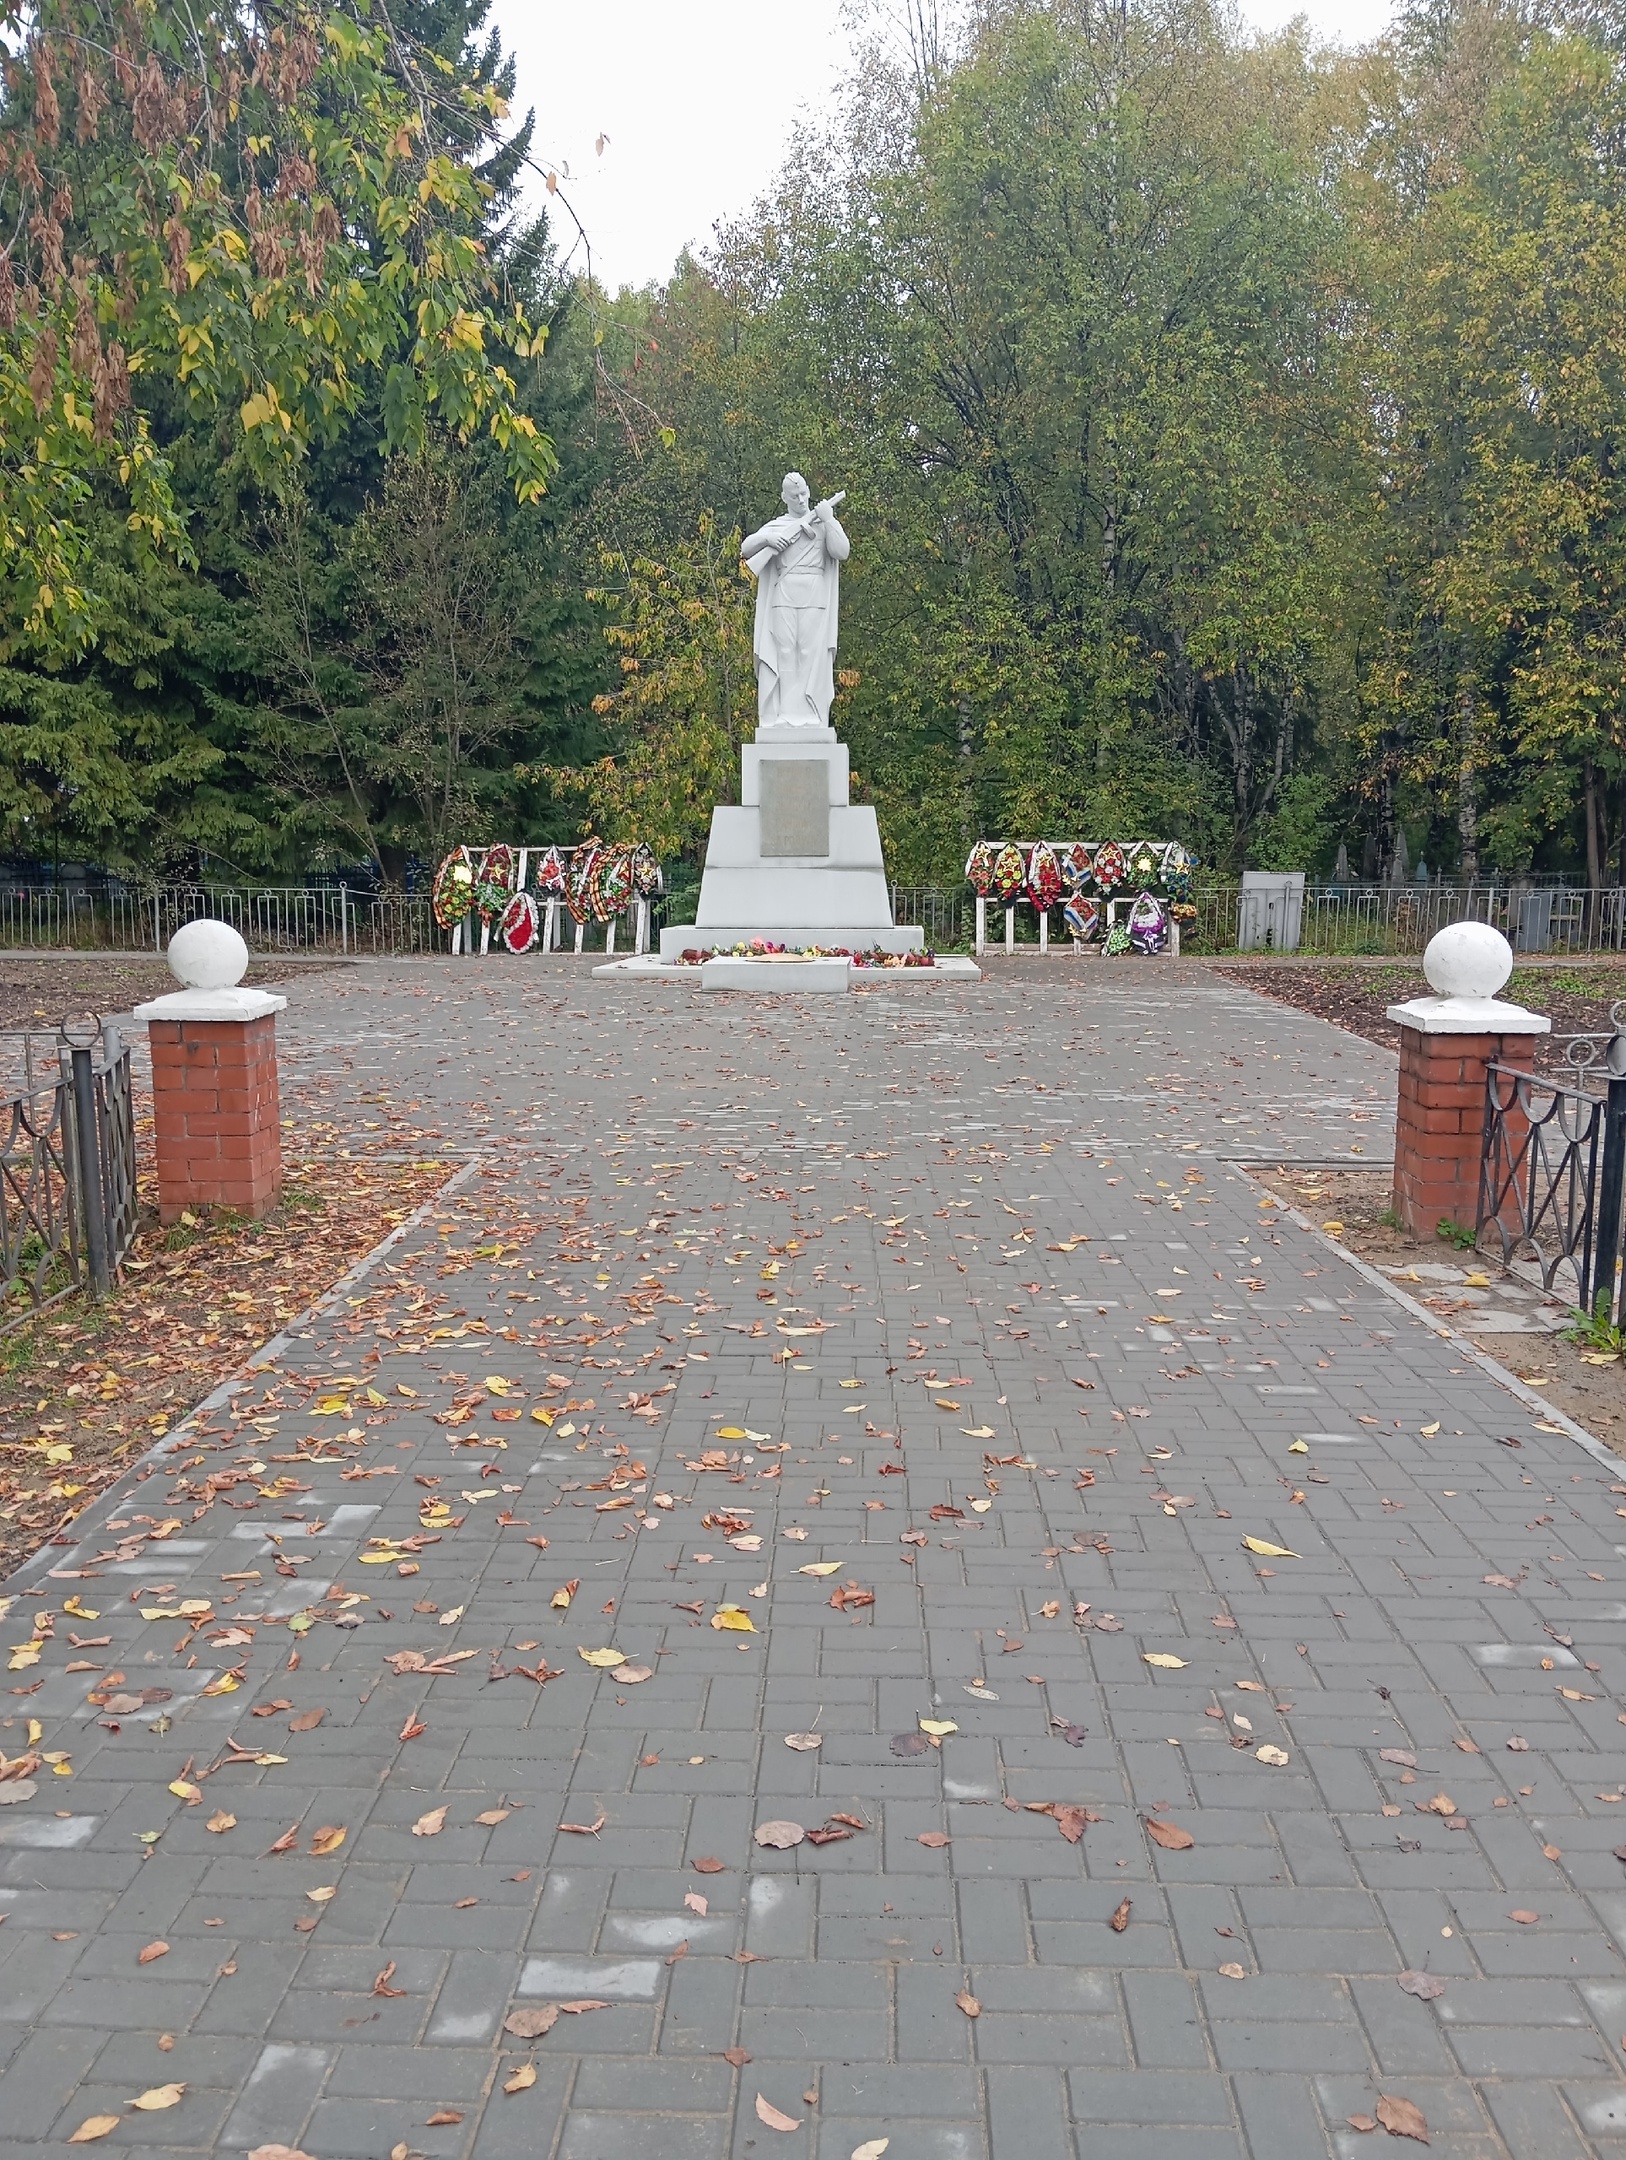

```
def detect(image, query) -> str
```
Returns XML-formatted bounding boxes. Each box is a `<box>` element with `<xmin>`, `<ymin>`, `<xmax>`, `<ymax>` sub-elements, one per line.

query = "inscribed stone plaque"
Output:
<box><xmin>760</xmin><ymin>758</ymin><xmax>830</xmax><ymax>858</ymax></box>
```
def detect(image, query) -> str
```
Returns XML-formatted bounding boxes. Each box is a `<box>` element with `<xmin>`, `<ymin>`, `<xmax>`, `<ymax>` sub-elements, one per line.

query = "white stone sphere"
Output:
<box><xmin>1422</xmin><ymin>919</ymin><xmax>1512</xmax><ymax>1001</ymax></box>
<box><xmin>168</xmin><ymin>918</ymin><xmax>249</xmax><ymax>991</ymax></box>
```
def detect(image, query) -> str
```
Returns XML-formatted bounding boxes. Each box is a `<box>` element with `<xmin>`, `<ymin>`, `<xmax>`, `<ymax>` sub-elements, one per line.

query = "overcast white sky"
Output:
<box><xmin>490</xmin><ymin>0</ymin><xmax>1396</xmax><ymax>293</ymax></box>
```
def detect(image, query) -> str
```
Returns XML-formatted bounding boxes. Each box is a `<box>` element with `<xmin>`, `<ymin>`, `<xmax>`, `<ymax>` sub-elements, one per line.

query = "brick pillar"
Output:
<box><xmin>135</xmin><ymin>941</ymin><xmax>289</xmax><ymax>1224</ymax></box>
<box><xmin>146</xmin><ymin>1013</ymin><xmax>284</xmax><ymax>1223</ymax></box>
<box><xmin>1391</xmin><ymin>1024</ymin><xmax>1542</xmax><ymax>1240</ymax></box>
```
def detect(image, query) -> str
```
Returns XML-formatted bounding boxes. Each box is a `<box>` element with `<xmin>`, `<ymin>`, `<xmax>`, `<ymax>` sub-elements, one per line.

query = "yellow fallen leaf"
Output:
<box><xmin>1320</xmin><ymin>1220</ymin><xmax>1345</xmax><ymax>1235</ymax></box>
<box><xmin>1243</xmin><ymin>1537</ymin><xmax>1300</xmax><ymax>1559</ymax></box>
<box><xmin>306</xmin><ymin>1885</ymin><xmax>336</xmax><ymax>1904</ymax></box>
<box><xmin>61</xmin><ymin>1596</ymin><xmax>98</xmax><ymax>1619</ymax></box>
<box><xmin>437</xmin><ymin>1606</ymin><xmax>465</xmax><ymax>1627</ymax></box>
<box><xmin>961</xmin><ymin>1425</ymin><xmax>996</xmax><ymax>1439</ymax></box>
<box><xmin>531</xmin><ymin>1407</ymin><xmax>555</xmax><ymax>1425</ymax></box>
<box><xmin>130</xmin><ymin>2083</ymin><xmax>185</xmax><ymax>2111</ymax></box>
<box><xmin>169</xmin><ymin>1780</ymin><xmax>203</xmax><ymax>1804</ymax></box>
<box><xmin>313</xmin><ymin>1395</ymin><xmax>351</xmax><ymax>1415</ymax></box>
<box><xmin>1288</xmin><ymin>1441</ymin><xmax>1308</xmax><ymax>1454</ymax></box>
<box><xmin>711</xmin><ymin>1606</ymin><xmax>756</xmax><ymax>1632</ymax></box>
<box><xmin>205</xmin><ymin>1810</ymin><xmax>236</xmax><ymax>1834</ymax></box>
<box><xmin>1143</xmin><ymin>1654</ymin><xmax>1187</xmax><ymax>1669</ymax></box>
<box><xmin>919</xmin><ymin>1718</ymin><xmax>958</xmax><ymax>1736</ymax></box>
<box><xmin>715</xmin><ymin>1426</ymin><xmax>749</xmax><ymax>1440</ymax></box>
<box><xmin>1419</xmin><ymin>1421</ymin><xmax>1440</xmax><ymax>1437</ymax></box>
<box><xmin>839</xmin><ymin>1379</ymin><xmax>864</xmax><ymax>1389</ymax></box>
<box><xmin>934</xmin><ymin>1398</ymin><xmax>962</xmax><ymax>1410</ymax></box>
<box><xmin>551</xmin><ymin>1584</ymin><xmax>577</xmax><ymax>1609</ymax></box>
<box><xmin>7</xmin><ymin>1645</ymin><xmax>40</xmax><ymax>1670</ymax></box>
<box><xmin>396</xmin><ymin>1383</ymin><xmax>418</xmax><ymax>1398</ymax></box>
<box><xmin>363</xmin><ymin>1388</ymin><xmax>388</xmax><ymax>1407</ymax></box>
<box><xmin>413</xmin><ymin>1806</ymin><xmax>449</xmax><ymax>1836</ymax></box>
<box><xmin>969</xmin><ymin>1499</ymin><xmax>992</xmax><ymax>1512</ymax></box>
<box><xmin>67</xmin><ymin>2116</ymin><xmax>121</xmax><ymax>2143</ymax></box>
<box><xmin>504</xmin><ymin>2060</ymin><xmax>538</xmax><ymax>2094</ymax></box>
<box><xmin>579</xmin><ymin>1646</ymin><xmax>626</xmax><ymax>1666</ymax></box>
<box><xmin>798</xmin><ymin>1562</ymin><xmax>843</xmax><ymax>1576</ymax></box>
<box><xmin>485</xmin><ymin>1376</ymin><xmax>515</xmax><ymax>1395</ymax></box>
<box><xmin>200</xmin><ymin>1673</ymin><xmax>239</xmax><ymax>1697</ymax></box>
<box><xmin>309</xmin><ymin>1824</ymin><xmax>347</xmax><ymax>1855</ymax></box>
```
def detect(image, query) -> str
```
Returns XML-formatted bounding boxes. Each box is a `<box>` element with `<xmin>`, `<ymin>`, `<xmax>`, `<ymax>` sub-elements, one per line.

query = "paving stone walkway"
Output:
<box><xmin>4</xmin><ymin>958</ymin><xmax>1626</xmax><ymax>2159</ymax></box>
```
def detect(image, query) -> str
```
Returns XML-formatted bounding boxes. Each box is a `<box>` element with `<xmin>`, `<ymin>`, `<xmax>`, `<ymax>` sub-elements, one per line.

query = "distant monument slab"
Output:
<box><xmin>760</xmin><ymin>759</ymin><xmax>831</xmax><ymax>858</ymax></box>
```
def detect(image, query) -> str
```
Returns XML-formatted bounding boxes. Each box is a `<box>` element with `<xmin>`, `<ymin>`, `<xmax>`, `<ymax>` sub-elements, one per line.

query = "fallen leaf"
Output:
<box><xmin>578</xmin><ymin>1646</ymin><xmax>625</xmax><ymax>1667</ymax></box>
<box><xmin>204</xmin><ymin>1810</ymin><xmax>236</xmax><ymax>1834</ymax></box>
<box><xmin>1255</xmin><ymin>1745</ymin><xmax>1290</xmax><ymax>1767</ymax></box>
<box><xmin>611</xmin><ymin>1665</ymin><xmax>653</xmax><ymax>1684</ymax></box>
<box><xmin>425</xmin><ymin>2111</ymin><xmax>464</xmax><ymax>2127</ymax></box>
<box><xmin>374</xmin><ymin>1961</ymin><xmax>407</xmax><ymax>1997</ymax></box>
<box><xmin>412</xmin><ymin>1807</ymin><xmax>448</xmax><ymax>1837</ymax></box>
<box><xmin>756</xmin><ymin>2092</ymin><xmax>801</xmax><ymax>2132</ymax></box>
<box><xmin>1419</xmin><ymin>1421</ymin><xmax>1440</xmax><ymax>1437</ymax></box>
<box><xmin>1375</xmin><ymin>2094</ymin><xmax>1430</xmax><ymax>2143</ymax></box>
<box><xmin>754</xmin><ymin>1819</ymin><xmax>805</xmax><ymax>1849</ymax></box>
<box><xmin>797</xmin><ymin>1562</ymin><xmax>843</xmax><ymax>1576</ymax></box>
<box><xmin>1144</xmin><ymin>1817</ymin><xmax>1195</xmax><ymax>1851</ymax></box>
<box><xmin>504</xmin><ymin>2006</ymin><xmax>560</xmax><ymax>2038</ymax></box>
<box><xmin>1396</xmin><ymin>1970</ymin><xmax>1445</xmax><ymax>2000</ymax></box>
<box><xmin>1509</xmin><ymin>1909</ymin><xmax>1540</xmax><ymax>1925</ymax></box>
<box><xmin>476</xmin><ymin>1808</ymin><xmax>511</xmax><ymax>1826</ymax></box>
<box><xmin>785</xmin><ymin>1733</ymin><xmax>823</xmax><ymax>1750</ymax></box>
<box><xmin>711</xmin><ymin>1606</ymin><xmax>756</xmax><ymax>1633</ymax></box>
<box><xmin>691</xmin><ymin>1856</ymin><xmax>725</xmax><ymax>1872</ymax></box>
<box><xmin>1109</xmin><ymin>1897</ymin><xmax>1132</xmax><ymax>1932</ymax></box>
<box><xmin>852</xmin><ymin>2143</ymin><xmax>890</xmax><ymax>2160</ymax></box>
<box><xmin>919</xmin><ymin>1718</ymin><xmax>958</xmax><ymax>1736</ymax></box>
<box><xmin>1243</xmin><ymin>1536</ymin><xmax>1300</xmax><ymax>1558</ymax></box>
<box><xmin>558</xmin><ymin>2000</ymin><xmax>611</xmax><ymax>2014</ymax></box>
<box><xmin>130</xmin><ymin>2083</ymin><xmax>185</xmax><ymax>2111</ymax></box>
<box><xmin>1379</xmin><ymin>1749</ymin><xmax>1417</xmax><ymax>1768</ymax></box>
<box><xmin>137</xmin><ymin>1940</ymin><xmax>168</xmax><ymax>1965</ymax></box>
<box><xmin>917</xmin><ymin>1831</ymin><xmax>950</xmax><ymax>1848</ymax></box>
<box><xmin>559</xmin><ymin>1814</ymin><xmax>606</xmax><ymax>1835</ymax></box>
<box><xmin>67</xmin><ymin>2119</ymin><xmax>120</xmax><ymax>2144</ymax></box>
<box><xmin>551</xmin><ymin>1582</ymin><xmax>579</xmax><ymax>1609</ymax></box>
<box><xmin>955</xmin><ymin>1989</ymin><xmax>981</xmax><ymax>2017</ymax></box>
<box><xmin>1218</xmin><ymin>1962</ymin><xmax>1246</xmax><ymax>1979</ymax></box>
<box><xmin>1143</xmin><ymin>1653</ymin><xmax>1187</xmax><ymax>1669</ymax></box>
<box><xmin>309</xmin><ymin>1824</ymin><xmax>346</xmax><ymax>1856</ymax></box>
<box><xmin>1347</xmin><ymin>2118</ymin><xmax>1378</xmax><ymax>2135</ymax></box>
<box><xmin>504</xmin><ymin>2063</ymin><xmax>537</xmax><ymax>2094</ymax></box>
<box><xmin>306</xmin><ymin>1886</ymin><xmax>336</xmax><ymax>1904</ymax></box>
<box><xmin>685</xmin><ymin>1892</ymin><xmax>708</xmax><ymax>1916</ymax></box>
<box><xmin>722</xmin><ymin>2045</ymin><xmax>752</xmax><ymax>2066</ymax></box>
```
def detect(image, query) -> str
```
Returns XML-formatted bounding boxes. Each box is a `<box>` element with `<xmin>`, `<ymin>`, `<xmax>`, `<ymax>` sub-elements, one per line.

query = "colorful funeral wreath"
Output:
<box><xmin>1063</xmin><ymin>894</ymin><xmax>1102</xmax><ymax>942</ymax></box>
<box><xmin>991</xmin><ymin>840</ymin><xmax>1027</xmax><ymax>901</ymax></box>
<box><xmin>1060</xmin><ymin>842</ymin><xmax>1094</xmax><ymax>891</ymax></box>
<box><xmin>1125</xmin><ymin>839</ymin><xmax>1161</xmax><ymax>887</ymax></box>
<box><xmin>591</xmin><ymin>844</ymin><xmax>636</xmax><ymax>921</ymax></box>
<box><xmin>431</xmin><ymin>846</ymin><xmax>476</xmax><ymax>928</ymax></box>
<box><xmin>499</xmin><ymin>890</ymin><xmax>539</xmax><ymax>954</ymax></box>
<box><xmin>1127</xmin><ymin>891</ymin><xmax>1170</xmax><ymax>952</ymax></box>
<box><xmin>965</xmin><ymin>841</ymin><xmax>997</xmax><ymax>896</ymax></box>
<box><xmin>471</xmin><ymin>842</ymin><xmax>515</xmax><ymax>923</ymax></box>
<box><xmin>1026</xmin><ymin>841</ymin><xmax>1064</xmax><ymax>910</ymax></box>
<box><xmin>533</xmin><ymin>846</ymin><xmax>569</xmax><ymax>897</ymax></box>
<box><xmin>566</xmin><ymin>842</ymin><xmax>600</xmax><ymax>924</ymax></box>
<box><xmin>1103</xmin><ymin>917</ymin><xmax>1132</xmax><ymax>956</ymax></box>
<box><xmin>630</xmin><ymin>842</ymin><xmax>663</xmax><ymax>897</ymax></box>
<box><xmin>1092</xmin><ymin>840</ymin><xmax>1127</xmax><ymax>892</ymax></box>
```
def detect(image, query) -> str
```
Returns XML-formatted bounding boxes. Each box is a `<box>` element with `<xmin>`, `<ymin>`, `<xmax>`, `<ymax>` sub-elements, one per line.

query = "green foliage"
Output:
<box><xmin>1435</xmin><ymin>1217</ymin><xmax>1479</xmax><ymax>1249</ymax></box>
<box><xmin>1567</xmin><ymin>1289</ymin><xmax>1625</xmax><ymax>1356</ymax></box>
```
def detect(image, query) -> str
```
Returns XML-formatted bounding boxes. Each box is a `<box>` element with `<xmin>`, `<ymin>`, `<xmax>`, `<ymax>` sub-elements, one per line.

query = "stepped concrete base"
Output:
<box><xmin>593</xmin><ymin>954</ymin><xmax>981</xmax><ymax>991</ymax></box>
<box><xmin>658</xmin><ymin>923</ymin><xmax>925</xmax><ymax>959</ymax></box>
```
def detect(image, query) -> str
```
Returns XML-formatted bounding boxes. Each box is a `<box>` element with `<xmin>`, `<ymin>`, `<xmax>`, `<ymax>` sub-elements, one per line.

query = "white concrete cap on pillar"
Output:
<box><xmin>168</xmin><ymin>918</ymin><xmax>249</xmax><ymax>991</ymax></box>
<box><xmin>132</xmin><ymin>917</ymin><xmax>287</xmax><ymax>1024</ymax></box>
<box><xmin>1386</xmin><ymin>918</ymin><xmax>1549</xmax><ymax>1035</ymax></box>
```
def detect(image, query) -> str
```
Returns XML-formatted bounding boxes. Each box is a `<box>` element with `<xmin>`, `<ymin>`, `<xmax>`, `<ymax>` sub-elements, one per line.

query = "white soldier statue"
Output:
<box><xmin>741</xmin><ymin>473</ymin><xmax>850</xmax><ymax>731</ymax></box>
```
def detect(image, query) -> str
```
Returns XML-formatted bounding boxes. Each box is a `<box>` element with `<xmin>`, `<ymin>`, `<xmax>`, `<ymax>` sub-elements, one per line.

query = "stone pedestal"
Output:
<box><xmin>135</xmin><ymin>979</ymin><xmax>288</xmax><ymax>1224</ymax></box>
<box><xmin>1386</xmin><ymin>922</ymin><xmax>1549</xmax><ymax>1240</ymax></box>
<box><xmin>660</xmin><ymin>728</ymin><xmax>923</xmax><ymax>958</ymax></box>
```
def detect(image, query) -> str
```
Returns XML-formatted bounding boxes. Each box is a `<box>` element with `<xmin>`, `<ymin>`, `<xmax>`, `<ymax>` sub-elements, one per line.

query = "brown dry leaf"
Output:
<box><xmin>247</xmin><ymin>2147</ymin><xmax>318</xmax><ymax>2160</ymax></box>
<box><xmin>685</xmin><ymin>1892</ymin><xmax>709</xmax><ymax>1916</ymax></box>
<box><xmin>784</xmin><ymin>1733</ymin><xmax>823</xmax><ymax>1752</ymax></box>
<box><xmin>504</xmin><ymin>2063</ymin><xmax>537</xmax><ymax>2094</ymax></box>
<box><xmin>1375</xmin><ymin>2094</ymin><xmax>1430</xmax><ymax>2143</ymax></box>
<box><xmin>722</xmin><ymin>2045</ymin><xmax>752</xmax><ymax>2066</ymax></box>
<box><xmin>1509</xmin><ymin>1910</ymin><xmax>1540</xmax><ymax>1925</ymax></box>
<box><xmin>425</xmin><ymin>2111</ymin><xmax>464</xmax><ymax>2126</ymax></box>
<box><xmin>692</xmin><ymin>1855</ymin><xmax>725</xmax><ymax>1873</ymax></box>
<box><xmin>373</xmin><ymin>1961</ymin><xmax>407</xmax><ymax>1998</ymax></box>
<box><xmin>1396</xmin><ymin>1971</ymin><xmax>1446</xmax><ymax>2001</ymax></box>
<box><xmin>412</xmin><ymin>1807</ymin><xmax>448</xmax><ymax>1837</ymax></box>
<box><xmin>204</xmin><ymin>1809</ymin><xmax>236</xmax><ymax>1834</ymax></box>
<box><xmin>917</xmin><ymin>1831</ymin><xmax>950</xmax><ymax>1848</ymax></box>
<box><xmin>504</xmin><ymin>2006</ymin><xmax>560</xmax><ymax>2039</ymax></box>
<box><xmin>137</xmin><ymin>1940</ymin><xmax>168</xmax><ymax>1965</ymax></box>
<box><xmin>1542</xmin><ymin>1843</ymin><xmax>1563</xmax><ymax>1861</ymax></box>
<box><xmin>1109</xmin><ymin>1897</ymin><xmax>1132</xmax><ymax>1933</ymax></box>
<box><xmin>1218</xmin><ymin>1962</ymin><xmax>1247</xmax><ymax>1979</ymax></box>
<box><xmin>288</xmin><ymin>1708</ymin><xmax>326</xmax><ymax>1733</ymax></box>
<box><xmin>309</xmin><ymin>1825</ymin><xmax>347</xmax><ymax>1856</ymax></box>
<box><xmin>129</xmin><ymin>2083</ymin><xmax>185</xmax><ymax>2111</ymax></box>
<box><xmin>1144</xmin><ymin>1817</ymin><xmax>1195</xmax><ymax>1851</ymax></box>
<box><xmin>955</xmin><ymin>1989</ymin><xmax>981</xmax><ymax>2018</ymax></box>
<box><xmin>755</xmin><ymin>2092</ymin><xmax>801</xmax><ymax>2132</ymax></box>
<box><xmin>475</xmin><ymin>1808</ymin><xmax>511</xmax><ymax>1826</ymax></box>
<box><xmin>754</xmin><ymin>1819</ymin><xmax>805</xmax><ymax>1849</ymax></box>
<box><xmin>66</xmin><ymin>2120</ymin><xmax>121</xmax><ymax>2145</ymax></box>
<box><xmin>1423</xmin><ymin>1793</ymin><xmax>1457</xmax><ymax>1817</ymax></box>
<box><xmin>558</xmin><ymin>1814</ymin><xmax>606</xmax><ymax>1836</ymax></box>
<box><xmin>1054</xmin><ymin>1806</ymin><xmax>1088</xmax><ymax>1844</ymax></box>
<box><xmin>558</xmin><ymin>2000</ymin><xmax>611</xmax><ymax>2014</ymax></box>
<box><xmin>1347</xmin><ymin>2115</ymin><xmax>1378</xmax><ymax>2133</ymax></box>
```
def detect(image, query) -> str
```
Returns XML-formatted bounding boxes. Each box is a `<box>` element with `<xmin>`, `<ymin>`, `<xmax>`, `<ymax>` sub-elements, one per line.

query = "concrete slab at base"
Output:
<box><xmin>659</xmin><ymin>924</ymin><xmax>926</xmax><ymax>959</ymax></box>
<box><xmin>592</xmin><ymin>954</ymin><xmax>981</xmax><ymax>989</ymax></box>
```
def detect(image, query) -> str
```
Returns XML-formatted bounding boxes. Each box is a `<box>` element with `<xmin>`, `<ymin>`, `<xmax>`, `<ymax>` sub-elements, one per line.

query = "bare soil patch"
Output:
<box><xmin>0</xmin><ymin>952</ymin><xmax>347</xmax><ymax>1033</ymax></box>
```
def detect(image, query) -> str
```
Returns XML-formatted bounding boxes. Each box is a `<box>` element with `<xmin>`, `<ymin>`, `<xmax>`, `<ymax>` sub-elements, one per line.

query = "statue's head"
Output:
<box><xmin>781</xmin><ymin>471</ymin><xmax>810</xmax><ymax>515</ymax></box>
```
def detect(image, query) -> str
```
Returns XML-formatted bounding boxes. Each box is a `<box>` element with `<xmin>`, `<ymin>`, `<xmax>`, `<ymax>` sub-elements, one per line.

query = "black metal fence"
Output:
<box><xmin>1476</xmin><ymin>1014</ymin><xmax>1626</xmax><ymax>1319</ymax></box>
<box><xmin>0</xmin><ymin>1023</ymin><xmax>138</xmax><ymax>1333</ymax></box>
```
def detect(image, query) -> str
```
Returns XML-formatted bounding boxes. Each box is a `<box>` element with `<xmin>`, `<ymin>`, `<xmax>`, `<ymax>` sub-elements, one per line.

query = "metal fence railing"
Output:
<box><xmin>8</xmin><ymin>876</ymin><xmax>1626</xmax><ymax>960</ymax></box>
<box><xmin>0</xmin><ymin>1022</ymin><xmax>138</xmax><ymax>1333</ymax></box>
